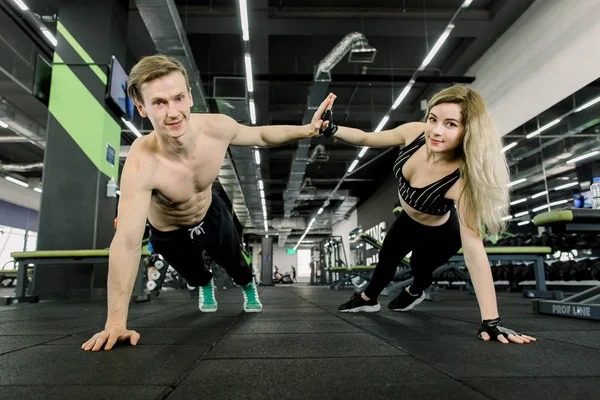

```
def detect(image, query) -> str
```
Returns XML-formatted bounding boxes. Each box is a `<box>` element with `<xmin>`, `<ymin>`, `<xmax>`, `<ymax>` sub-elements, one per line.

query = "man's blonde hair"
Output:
<box><xmin>127</xmin><ymin>55</ymin><xmax>191</xmax><ymax>105</ymax></box>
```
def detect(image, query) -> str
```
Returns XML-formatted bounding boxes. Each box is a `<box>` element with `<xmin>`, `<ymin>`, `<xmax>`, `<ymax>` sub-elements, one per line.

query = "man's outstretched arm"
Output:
<box><xmin>229</xmin><ymin>93</ymin><xmax>336</xmax><ymax>147</ymax></box>
<box><xmin>82</xmin><ymin>140</ymin><xmax>153</xmax><ymax>351</ymax></box>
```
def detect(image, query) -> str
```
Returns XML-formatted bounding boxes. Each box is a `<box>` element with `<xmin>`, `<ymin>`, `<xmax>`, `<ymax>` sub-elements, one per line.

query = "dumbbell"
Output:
<box><xmin>545</xmin><ymin>262</ymin><xmax>561</xmax><ymax>281</ymax></box>
<box><xmin>149</xmin><ymin>270</ymin><xmax>161</xmax><ymax>281</ymax></box>
<box><xmin>591</xmin><ymin>260</ymin><xmax>600</xmax><ymax>280</ymax></box>
<box><xmin>522</xmin><ymin>264</ymin><xmax>535</xmax><ymax>281</ymax></box>
<box><xmin>571</xmin><ymin>259</ymin><xmax>592</xmax><ymax>281</ymax></box>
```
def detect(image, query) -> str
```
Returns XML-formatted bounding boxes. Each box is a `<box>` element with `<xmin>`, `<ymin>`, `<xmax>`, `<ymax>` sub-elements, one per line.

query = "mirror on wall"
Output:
<box><xmin>502</xmin><ymin>78</ymin><xmax>600</xmax><ymax>234</ymax></box>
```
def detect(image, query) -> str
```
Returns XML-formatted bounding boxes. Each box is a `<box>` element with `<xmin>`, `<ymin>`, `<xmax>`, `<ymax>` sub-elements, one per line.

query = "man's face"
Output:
<box><xmin>136</xmin><ymin>71</ymin><xmax>193</xmax><ymax>139</ymax></box>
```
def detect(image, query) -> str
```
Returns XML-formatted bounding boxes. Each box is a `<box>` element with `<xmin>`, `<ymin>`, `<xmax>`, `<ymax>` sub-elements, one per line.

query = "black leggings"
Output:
<box><xmin>149</xmin><ymin>193</ymin><xmax>253</xmax><ymax>288</ymax></box>
<box><xmin>364</xmin><ymin>208</ymin><xmax>462</xmax><ymax>300</ymax></box>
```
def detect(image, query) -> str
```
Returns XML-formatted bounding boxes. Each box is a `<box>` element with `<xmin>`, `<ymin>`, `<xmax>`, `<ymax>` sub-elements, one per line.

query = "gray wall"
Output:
<box><xmin>0</xmin><ymin>200</ymin><xmax>39</xmax><ymax>232</ymax></box>
<box><xmin>356</xmin><ymin>173</ymin><xmax>398</xmax><ymax>264</ymax></box>
<box><xmin>357</xmin><ymin>173</ymin><xmax>397</xmax><ymax>232</ymax></box>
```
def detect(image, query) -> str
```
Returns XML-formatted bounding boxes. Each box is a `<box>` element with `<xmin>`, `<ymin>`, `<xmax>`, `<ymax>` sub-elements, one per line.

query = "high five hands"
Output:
<box><xmin>309</xmin><ymin>93</ymin><xmax>337</xmax><ymax>137</ymax></box>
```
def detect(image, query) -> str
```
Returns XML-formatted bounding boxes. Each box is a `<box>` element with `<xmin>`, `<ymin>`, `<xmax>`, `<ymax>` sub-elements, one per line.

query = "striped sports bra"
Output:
<box><xmin>392</xmin><ymin>133</ymin><xmax>460</xmax><ymax>215</ymax></box>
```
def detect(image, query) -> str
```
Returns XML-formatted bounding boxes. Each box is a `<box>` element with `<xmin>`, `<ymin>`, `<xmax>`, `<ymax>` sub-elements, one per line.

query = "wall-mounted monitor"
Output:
<box><xmin>106</xmin><ymin>55</ymin><xmax>134</xmax><ymax>120</ymax></box>
<box><xmin>32</xmin><ymin>54</ymin><xmax>52</xmax><ymax>106</ymax></box>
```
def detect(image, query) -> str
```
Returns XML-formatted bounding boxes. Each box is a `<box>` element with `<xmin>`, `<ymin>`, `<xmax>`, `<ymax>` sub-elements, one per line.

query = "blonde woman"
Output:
<box><xmin>323</xmin><ymin>86</ymin><xmax>536</xmax><ymax>344</ymax></box>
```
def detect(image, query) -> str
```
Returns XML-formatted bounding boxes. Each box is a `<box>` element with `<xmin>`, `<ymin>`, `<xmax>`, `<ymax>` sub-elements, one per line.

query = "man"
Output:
<box><xmin>82</xmin><ymin>55</ymin><xmax>336</xmax><ymax>351</ymax></box>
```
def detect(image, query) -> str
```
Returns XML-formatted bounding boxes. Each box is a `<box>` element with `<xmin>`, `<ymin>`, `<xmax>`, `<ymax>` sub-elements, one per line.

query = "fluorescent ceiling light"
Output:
<box><xmin>254</xmin><ymin>149</ymin><xmax>260</xmax><ymax>164</ymax></box>
<box><xmin>34</xmin><ymin>187</ymin><xmax>42</xmax><ymax>193</ymax></box>
<box><xmin>259</xmin><ymin>180</ymin><xmax>264</xmax><ymax>190</ymax></box>
<box><xmin>514</xmin><ymin>211</ymin><xmax>530</xmax><ymax>218</ymax></box>
<box><xmin>0</xmin><ymin>120</ymin><xmax>8</xmax><ymax>128</ymax></box>
<box><xmin>41</xmin><ymin>28</ymin><xmax>57</xmax><ymax>47</ymax></box>
<box><xmin>391</xmin><ymin>80</ymin><xmax>415</xmax><ymax>110</ymax></box>
<box><xmin>13</xmin><ymin>0</ymin><xmax>28</xmax><ymax>11</ymax></box>
<box><xmin>574</xmin><ymin>95</ymin><xmax>600</xmax><ymax>113</ymax></box>
<box><xmin>532</xmin><ymin>199</ymin><xmax>569</xmax><ymax>212</ymax></box>
<box><xmin>249</xmin><ymin>99</ymin><xmax>256</xmax><ymax>124</ymax></box>
<box><xmin>264</xmin><ymin>220</ymin><xmax>268</xmax><ymax>231</ymax></box>
<box><xmin>238</xmin><ymin>0</ymin><xmax>249</xmax><ymax>41</ymax></box>
<box><xmin>375</xmin><ymin>116</ymin><xmax>390</xmax><ymax>132</ymax></box>
<box><xmin>260</xmin><ymin>189</ymin><xmax>265</xmax><ymax>198</ymax></box>
<box><xmin>525</xmin><ymin>118</ymin><xmax>561</xmax><ymax>139</ymax></box>
<box><xmin>358</xmin><ymin>147</ymin><xmax>368</xmax><ymax>158</ymax></box>
<box><xmin>348</xmin><ymin>159</ymin><xmax>359</xmax><ymax>173</ymax></box>
<box><xmin>419</xmin><ymin>24</ymin><xmax>454</xmax><ymax>70</ymax></box>
<box><xmin>318</xmin><ymin>207</ymin><xmax>324</xmax><ymax>215</ymax></box>
<box><xmin>502</xmin><ymin>142</ymin><xmax>517</xmax><ymax>152</ymax></box>
<box><xmin>510</xmin><ymin>198</ymin><xmax>527</xmax><ymax>205</ymax></box>
<box><xmin>5</xmin><ymin>176</ymin><xmax>29</xmax><ymax>187</ymax></box>
<box><xmin>507</xmin><ymin>178</ymin><xmax>527</xmax><ymax>188</ymax></box>
<box><xmin>502</xmin><ymin>215</ymin><xmax>513</xmax><ymax>221</ymax></box>
<box><xmin>244</xmin><ymin>54</ymin><xmax>254</xmax><ymax>93</ymax></box>
<box><xmin>462</xmin><ymin>0</ymin><xmax>474</xmax><ymax>7</ymax></box>
<box><xmin>566</xmin><ymin>151</ymin><xmax>599</xmax><ymax>164</ymax></box>
<box><xmin>531</xmin><ymin>190</ymin><xmax>547</xmax><ymax>199</ymax></box>
<box><xmin>554</xmin><ymin>181</ymin><xmax>579</xmax><ymax>190</ymax></box>
<box><xmin>517</xmin><ymin>220</ymin><xmax>530</xmax><ymax>226</ymax></box>
<box><xmin>121</xmin><ymin>117</ymin><xmax>141</xmax><ymax>137</ymax></box>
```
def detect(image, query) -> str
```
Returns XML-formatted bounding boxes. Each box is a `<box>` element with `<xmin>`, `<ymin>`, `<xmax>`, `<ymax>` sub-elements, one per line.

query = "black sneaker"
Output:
<box><xmin>388</xmin><ymin>287</ymin><xmax>425</xmax><ymax>311</ymax></box>
<box><xmin>338</xmin><ymin>293</ymin><xmax>381</xmax><ymax>313</ymax></box>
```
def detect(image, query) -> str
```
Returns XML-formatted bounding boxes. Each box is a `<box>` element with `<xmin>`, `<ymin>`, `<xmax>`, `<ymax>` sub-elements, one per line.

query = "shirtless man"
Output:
<box><xmin>82</xmin><ymin>55</ymin><xmax>335</xmax><ymax>351</ymax></box>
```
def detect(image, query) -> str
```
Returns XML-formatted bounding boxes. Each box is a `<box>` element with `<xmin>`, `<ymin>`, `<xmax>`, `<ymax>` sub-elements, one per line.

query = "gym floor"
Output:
<box><xmin>0</xmin><ymin>286</ymin><xmax>599</xmax><ymax>399</ymax></box>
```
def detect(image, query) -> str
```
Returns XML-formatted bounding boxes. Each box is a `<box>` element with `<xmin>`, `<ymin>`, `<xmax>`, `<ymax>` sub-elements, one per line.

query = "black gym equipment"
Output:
<box><xmin>531</xmin><ymin>209</ymin><xmax>600</xmax><ymax>320</ymax></box>
<box><xmin>6</xmin><ymin>250</ymin><xmax>151</xmax><ymax>305</ymax></box>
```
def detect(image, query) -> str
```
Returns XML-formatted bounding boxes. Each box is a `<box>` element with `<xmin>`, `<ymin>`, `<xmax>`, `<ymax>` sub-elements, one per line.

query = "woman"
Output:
<box><xmin>324</xmin><ymin>85</ymin><xmax>535</xmax><ymax>344</ymax></box>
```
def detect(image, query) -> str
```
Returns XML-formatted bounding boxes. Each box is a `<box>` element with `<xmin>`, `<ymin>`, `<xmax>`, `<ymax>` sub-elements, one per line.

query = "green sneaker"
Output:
<box><xmin>241</xmin><ymin>282</ymin><xmax>262</xmax><ymax>312</ymax></box>
<box><xmin>199</xmin><ymin>279</ymin><xmax>218</xmax><ymax>312</ymax></box>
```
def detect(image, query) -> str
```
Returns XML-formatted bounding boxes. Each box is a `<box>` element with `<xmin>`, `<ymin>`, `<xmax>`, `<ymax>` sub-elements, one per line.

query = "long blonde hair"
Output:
<box><xmin>425</xmin><ymin>85</ymin><xmax>510</xmax><ymax>236</ymax></box>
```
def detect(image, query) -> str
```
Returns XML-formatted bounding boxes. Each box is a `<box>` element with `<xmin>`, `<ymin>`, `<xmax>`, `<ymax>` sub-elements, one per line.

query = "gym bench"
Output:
<box><xmin>3</xmin><ymin>249</ymin><xmax>151</xmax><ymax>306</ymax></box>
<box><xmin>447</xmin><ymin>246</ymin><xmax>562</xmax><ymax>299</ymax></box>
<box><xmin>531</xmin><ymin>209</ymin><xmax>600</xmax><ymax>320</ymax></box>
<box><xmin>356</xmin><ymin>246</ymin><xmax>560</xmax><ymax>300</ymax></box>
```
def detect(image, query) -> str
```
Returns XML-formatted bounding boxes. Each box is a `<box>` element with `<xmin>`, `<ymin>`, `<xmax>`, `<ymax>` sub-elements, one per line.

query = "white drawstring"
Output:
<box><xmin>188</xmin><ymin>221</ymin><xmax>205</xmax><ymax>239</ymax></box>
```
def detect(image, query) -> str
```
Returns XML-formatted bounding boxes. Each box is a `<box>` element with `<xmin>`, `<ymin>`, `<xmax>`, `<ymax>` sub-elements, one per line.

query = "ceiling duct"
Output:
<box><xmin>271</xmin><ymin>217</ymin><xmax>306</xmax><ymax>230</ymax></box>
<box><xmin>0</xmin><ymin>136</ymin><xmax>30</xmax><ymax>143</ymax></box>
<box><xmin>283</xmin><ymin>33</ymin><xmax>376</xmax><ymax>218</ymax></box>
<box><xmin>0</xmin><ymin>98</ymin><xmax>45</xmax><ymax>149</ymax></box>
<box><xmin>213</xmin><ymin>77</ymin><xmax>250</xmax><ymax>122</ymax></box>
<box><xmin>308</xmin><ymin>144</ymin><xmax>328</xmax><ymax>163</ymax></box>
<box><xmin>315</xmin><ymin>32</ymin><xmax>377</xmax><ymax>80</ymax></box>
<box><xmin>297</xmin><ymin>189</ymin><xmax>349</xmax><ymax>201</ymax></box>
<box><xmin>330</xmin><ymin>196</ymin><xmax>359</xmax><ymax>226</ymax></box>
<box><xmin>229</xmin><ymin>146</ymin><xmax>264</xmax><ymax>228</ymax></box>
<box><xmin>0</xmin><ymin>162</ymin><xmax>44</xmax><ymax>172</ymax></box>
<box><xmin>134</xmin><ymin>0</ymin><xmax>208</xmax><ymax>113</ymax></box>
<box><xmin>135</xmin><ymin>0</ymin><xmax>255</xmax><ymax>228</ymax></box>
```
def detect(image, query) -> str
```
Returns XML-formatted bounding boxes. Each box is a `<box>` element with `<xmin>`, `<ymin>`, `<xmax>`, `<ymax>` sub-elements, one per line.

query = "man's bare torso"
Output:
<box><xmin>136</xmin><ymin>114</ymin><xmax>231</xmax><ymax>231</ymax></box>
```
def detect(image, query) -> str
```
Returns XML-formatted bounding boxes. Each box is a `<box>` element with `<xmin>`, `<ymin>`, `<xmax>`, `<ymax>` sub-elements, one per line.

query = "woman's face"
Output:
<box><xmin>424</xmin><ymin>102</ymin><xmax>465</xmax><ymax>154</ymax></box>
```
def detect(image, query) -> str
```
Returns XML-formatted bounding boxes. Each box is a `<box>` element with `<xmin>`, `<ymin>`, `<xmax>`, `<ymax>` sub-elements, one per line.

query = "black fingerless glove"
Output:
<box><xmin>320</xmin><ymin>109</ymin><xmax>339</xmax><ymax>137</ymax></box>
<box><xmin>477</xmin><ymin>317</ymin><xmax>519</xmax><ymax>341</ymax></box>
